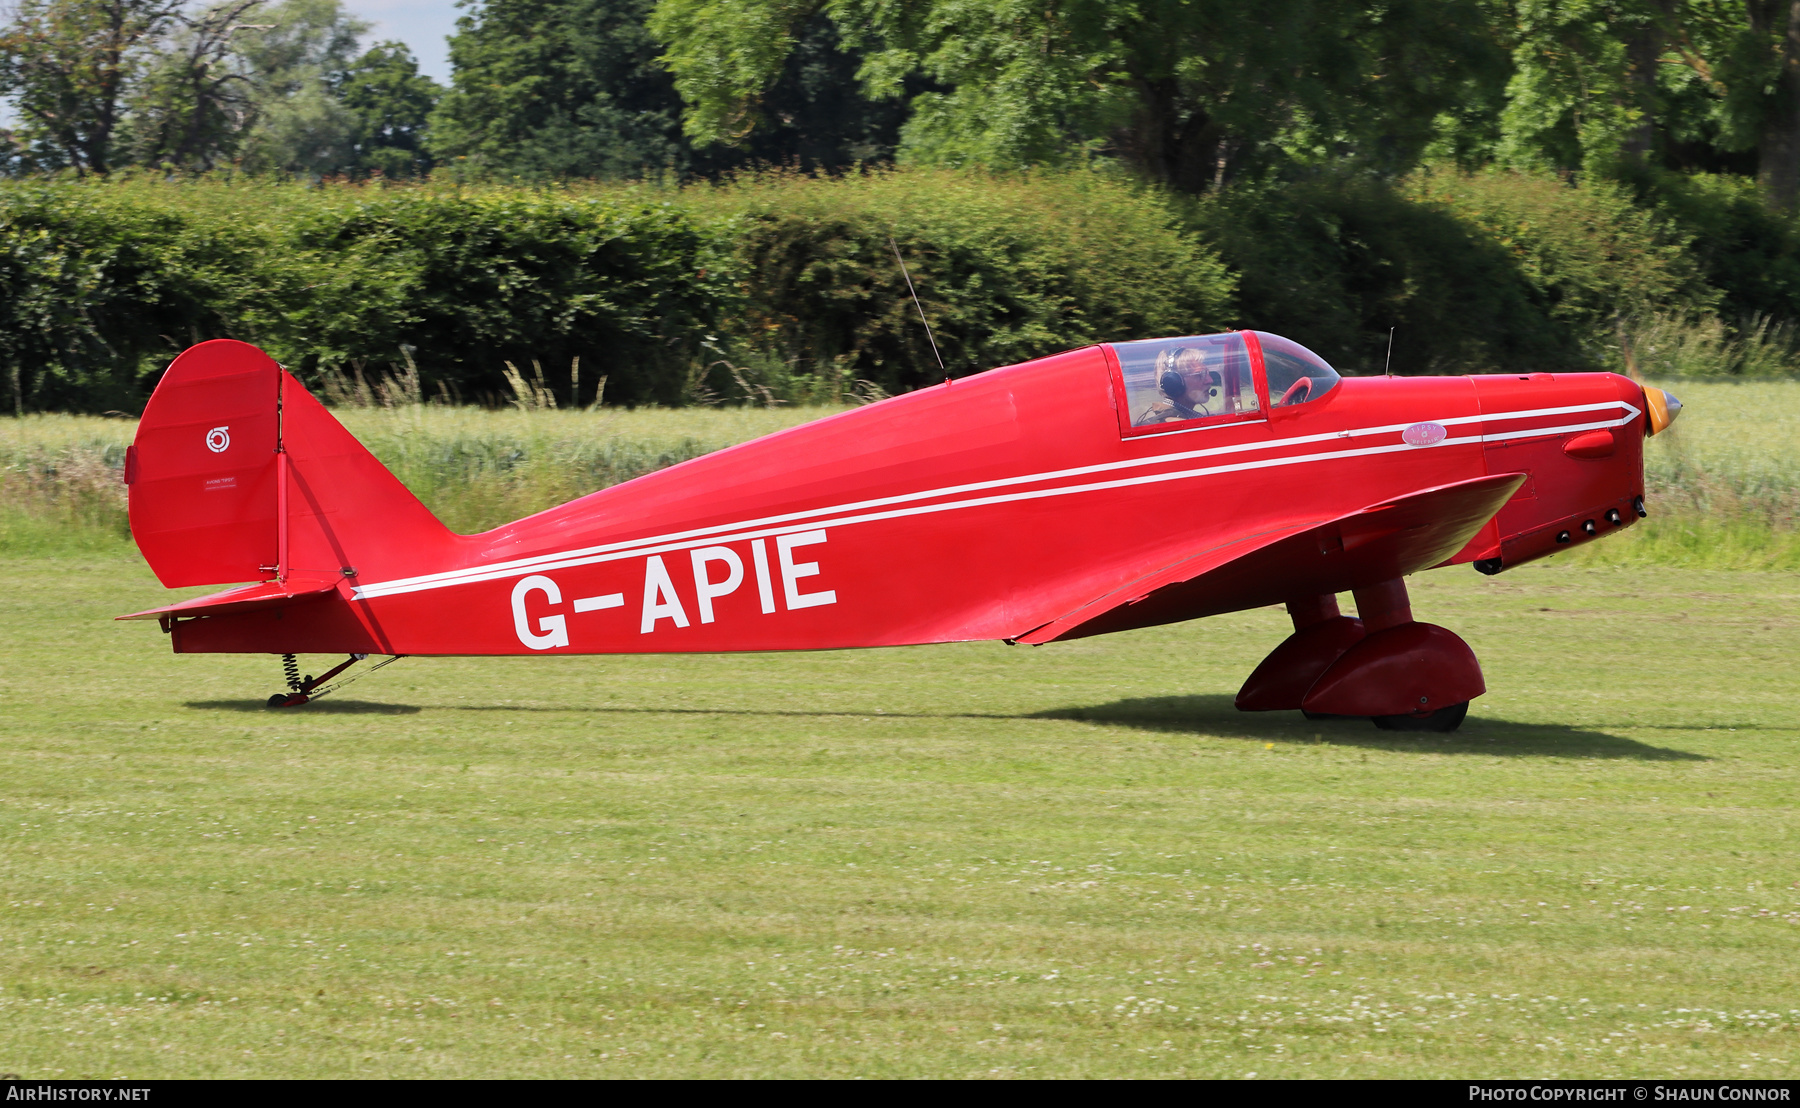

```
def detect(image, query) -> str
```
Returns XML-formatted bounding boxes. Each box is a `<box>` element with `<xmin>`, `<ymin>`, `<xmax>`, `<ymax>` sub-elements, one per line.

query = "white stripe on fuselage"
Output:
<box><xmin>351</xmin><ymin>400</ymin><xmax>1640</xmax><ymax>601</ymax></box>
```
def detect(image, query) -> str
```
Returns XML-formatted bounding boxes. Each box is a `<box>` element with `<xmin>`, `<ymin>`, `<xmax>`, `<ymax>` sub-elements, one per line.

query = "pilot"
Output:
<box><xmin>1134</xmin><ymin>347</ymin><xmax>1216</xmax><ymax>425</ymax></box>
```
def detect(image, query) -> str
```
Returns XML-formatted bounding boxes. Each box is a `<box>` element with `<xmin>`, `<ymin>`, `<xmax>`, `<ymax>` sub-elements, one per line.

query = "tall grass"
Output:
<box><xmin>2</xmin><ymin>380</ymin><xmax>1792</xmax><ymax>567</ymax></box>
<box><xmin>337</xmin><ymin>405</ymin><xmax>840</xmax><ymax>533</ymax></box>
<box><xmin>1570</xmin><ymin>379</ymin><xmax>1800</xmax><ymax>569</ymax></box>
<box><xmin>0</xmin><ymin>416</ymin><xmax>136</xmax><ymax>552</ymax></box>
<box><xmin>0</xmin><ymin>404</ymin><xmax>842</xmax><ymax>551</ymax></box>
<box><xmin>1619</xmin><ymin>313</ymin><xmax>1800</xmax><ymax>379</ymax></box>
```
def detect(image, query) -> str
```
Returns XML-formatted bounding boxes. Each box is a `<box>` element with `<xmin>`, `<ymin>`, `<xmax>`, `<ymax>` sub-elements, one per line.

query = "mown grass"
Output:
<box><xmin>1</xmin><ymin>554</ymin><xmax>1796</xmax><ymax>1077</ymax></box>
<box><xmin>3</xmin><ymin>379</ymin><xmax>1793</xmax><ymax>565</ymax></box>
<box><xmin>3</xmin><ymin>376</ymin><xmax>1798</xmax><ymax>1077</ymax></box>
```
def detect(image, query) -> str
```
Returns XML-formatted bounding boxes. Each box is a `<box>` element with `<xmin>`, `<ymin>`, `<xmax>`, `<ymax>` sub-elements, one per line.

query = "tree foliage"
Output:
<box><xmin>1497</xmin><ymin>1</ymin><xmax>1800</xmax><ymax>207</ymax></box>
<box><xmin>428</xmin><ymin>0</ymin><xmax>691</xmax><ymax>177</ymax></box>
<box><xmin>0</xmin><ymin>0</ymin><xmax>438</xmax><ymax>178</ymax></box>
<box><xmin>335</xmin><ymin>43</ymin><xmax>441</xmax><ymax>177</ymax></box>
<box><xmin>652</xmin><ymin>0</ymin><xmax>1509</xmax><ymax>189</ymax></box>
<box><xmin>429</xmin><ymin>0</ymin><xmax>907</xmax><ymax>179</ymax></box>
<box><xmin>121</xmin><ymin>0</ymin><xmax>266</xmax><ymax>171</ymax></box>
<box><xmin>0</xmin><ymin>0</ymin><xmax>184</xmax><ymax>173</ymax></box>
<box><xmin>8</xmin><ymin>0</ymin><xmax>1800</xmax><ymax>412</ymax></box>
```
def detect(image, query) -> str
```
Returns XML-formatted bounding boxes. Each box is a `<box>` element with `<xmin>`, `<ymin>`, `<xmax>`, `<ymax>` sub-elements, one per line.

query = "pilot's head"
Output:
<box><xmin>1157</xmin><ymin>347</ymin><xmax>1219</xmax><ymax>406</ymax></box>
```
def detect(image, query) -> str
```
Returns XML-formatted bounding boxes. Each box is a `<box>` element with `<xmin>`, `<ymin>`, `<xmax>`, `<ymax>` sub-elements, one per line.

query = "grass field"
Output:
<box><xmin>1</xmin><ymin>552</ymin><xmax>1798</xmax><ymax>1078</ymax></box>
<box><xmin>3</xmin><ymin>378</ymin><xmax>1798</xmax><ymax>1078</ymax></box>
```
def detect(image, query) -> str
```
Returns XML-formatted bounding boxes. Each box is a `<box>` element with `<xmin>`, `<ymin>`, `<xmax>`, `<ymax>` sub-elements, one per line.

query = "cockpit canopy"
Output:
<box><xmin>1256</xmin><ymin>331</ymin><xmax>1342</xmax><ymax>408</ymax></box>
<box><xmin>1112</xmin><ymin>331</ymin><xmax>1341</xmax><ymax>433</ymax></box>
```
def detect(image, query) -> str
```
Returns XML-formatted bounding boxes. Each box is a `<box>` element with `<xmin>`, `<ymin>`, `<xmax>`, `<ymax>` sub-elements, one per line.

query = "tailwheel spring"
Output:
<box><xmin>272</xmin><ymin>653</ymin><xmax>312</xmax><ymax>708</ymax></box>
<box><xmin>266</xmin><ymin>652</ymin><xmax>402</xmax><ymax>708</ymax></box>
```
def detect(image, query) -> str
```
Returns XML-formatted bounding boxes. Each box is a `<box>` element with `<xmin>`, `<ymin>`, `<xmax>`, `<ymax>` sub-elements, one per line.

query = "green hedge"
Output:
<box><xmin>262</xmin><ymin>194</ymin><xmax>736</xmax><ymax>406</ymax></box>
<box><xmin>0</xmin><ymin>182</ymin><xmax>739</xmax><ymax>410</ymax></box>
<box><xmin>1</xmin><ymin>165</ymin><xmax>1792</xmax><ymax>414</ymax></box>
<box><xmin>0</xmin><ymin>170</ymin><xmax>1235</xmax><ymax>411</ymax></box>
<box><xmin>1631</xmin><ymin>169</ymin><xmax>1800</xmax><ymax>327</ymax></box>
<box><xmin>0</xmin><ymin>186</ymin><xmax>249</xmax><ymax>413</ymax></box>
<box><xmin>692</xmin><ymin>169</ymin><xmax>1237</xmax><ymax>395</ymax></box>
<box><xmin>1187</xmin><ymin>169</ymin><xmax>1718</xmax><ymax>375</ymax></box>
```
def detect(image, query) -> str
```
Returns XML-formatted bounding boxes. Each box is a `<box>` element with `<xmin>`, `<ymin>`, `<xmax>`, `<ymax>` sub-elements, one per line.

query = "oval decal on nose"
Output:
<box><xmin>1402</xmin><ymin>421</ymin><xmax>1447</xmax><ymax>447</ymax></box>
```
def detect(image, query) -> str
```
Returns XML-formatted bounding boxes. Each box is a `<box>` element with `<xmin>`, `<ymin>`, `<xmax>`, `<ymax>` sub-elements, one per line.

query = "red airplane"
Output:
<box><xmin>119</xmin><ymin>332</ymin><xmax>1679</xmax><ymax>730</ymax></box>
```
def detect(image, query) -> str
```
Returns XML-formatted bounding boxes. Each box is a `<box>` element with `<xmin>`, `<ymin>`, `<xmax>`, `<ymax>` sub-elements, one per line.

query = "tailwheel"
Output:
<box><xmin>263</xmin><ymin>652</ymin><xmax>399</xmax><ymax>708</ymax></box>
<box><xmin>1371</xmin><ymin>701</ymin><xmax>1469</xmax><ymax>733</ymax></box>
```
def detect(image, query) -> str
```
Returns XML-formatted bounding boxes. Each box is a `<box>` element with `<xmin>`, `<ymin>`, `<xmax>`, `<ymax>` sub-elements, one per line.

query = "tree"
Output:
<box><xmin>1499</xmin><ymin>0</ymin><xmax>1800</xmax><ymax>209</ymax></box>
<box><xmin>121</xmin><ymin>0</ymin><xmax>267</xmax><ymax>170</ymax></box>
<box><xmin>428</xmin><ymin>0</ymin><xmax>692</xmax><ymax>177</ymax></box>
<box><xmin>336</xmin><ymin>42</ymin><xmax>442</xmax><ymax>176</ymax></box>
<box><xmin>722</xmin><ymin>10</ymin><xmax>912</xmax><ymax>172</ymax></box>
<box><xmin>1747</xmin><ymin>0</ymin><xmax>1800</xmax><ymax>209</ymax></box>
<box><xmin>429</xmin><ymin>0</ymin><xmax>906</xmax><ymax>178</ymax></box>
<box><xmin>0</xmin><ymin>0</ymin><xmax>183</xmax><ymax>174</ymax></box>
<box><xmin>231</xmin><ymin>0</ymin><xmax>368</xmax><ymax>174</ymax></box>
<box><xmin>650</xmin><ymin>0</ymin><xmax>1507</xmax><ymax>191</ymax></box>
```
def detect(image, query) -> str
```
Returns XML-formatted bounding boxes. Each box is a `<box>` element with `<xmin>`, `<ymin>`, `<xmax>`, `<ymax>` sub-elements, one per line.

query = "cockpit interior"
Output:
<box><xmin>1113</xmin><ymin>331</ymin><xmax>1342</xmax><ymax>432</ymax></box>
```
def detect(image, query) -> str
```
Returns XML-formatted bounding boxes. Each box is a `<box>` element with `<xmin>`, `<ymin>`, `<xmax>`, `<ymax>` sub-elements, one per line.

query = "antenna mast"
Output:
<box><xmin>890</xmin><ymin>236</ymin><xmax>947</xmax><ymax>378</ymax></box>
<box><xmin>1384</xmin><ymin>327</ymin><xmax>1396</xmax><ymax>378</ymax></box>
<box><xmin>274</xmin><ymin>363</ymin><xmax>289</xmax><ymax>583</ymax></box>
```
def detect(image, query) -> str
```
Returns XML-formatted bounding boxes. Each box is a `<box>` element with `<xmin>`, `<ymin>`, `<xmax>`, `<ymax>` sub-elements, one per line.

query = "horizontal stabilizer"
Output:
<box><xmin>117</xmin><ymin>575</ymin><xmax>343</xmax><ymax>622</ymax></box>
<box><xmin>1016</xmin><ymin>472</ymin><xmax>1525</xmax><ymax>644</ymax></box>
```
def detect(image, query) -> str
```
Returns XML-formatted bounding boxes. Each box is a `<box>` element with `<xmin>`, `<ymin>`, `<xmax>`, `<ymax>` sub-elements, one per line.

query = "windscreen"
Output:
<box><xmin>1255</xmin><ymin>332</ymin><xmax>1341</xmax><ymax>407</ymax></box>
<box><xmin>1114</xmin><ymin>333</ymin><xmax>1259</xmax><ymax>430</ymax></box>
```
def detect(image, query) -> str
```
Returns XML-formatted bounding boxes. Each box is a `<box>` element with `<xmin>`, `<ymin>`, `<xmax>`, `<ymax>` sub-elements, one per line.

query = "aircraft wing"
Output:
<box><xmin>1014</xmin><ymin>472</ymin><xmax>1526</xmax><ymax>645</ymax></box>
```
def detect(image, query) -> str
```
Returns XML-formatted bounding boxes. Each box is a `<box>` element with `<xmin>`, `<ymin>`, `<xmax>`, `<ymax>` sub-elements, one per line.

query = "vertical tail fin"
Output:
<box><xmin>128</xmin><ymin>340</ymin><xmax>461</xmax><ymax>589</ymax></box>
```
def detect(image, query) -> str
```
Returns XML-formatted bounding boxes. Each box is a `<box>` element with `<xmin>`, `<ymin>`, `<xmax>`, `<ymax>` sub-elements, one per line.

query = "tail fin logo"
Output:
<box><xmin>205</xmin><ymin>427</ymin><xmax>231</xmax><ymax>453</ymax></box>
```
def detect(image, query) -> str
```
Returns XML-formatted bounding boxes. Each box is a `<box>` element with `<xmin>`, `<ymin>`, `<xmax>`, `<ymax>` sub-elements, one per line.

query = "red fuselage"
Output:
<box><xmin>151</xmin><ymin>342</ymin><xmax>1649</xmax><ymax>658</ymax></box>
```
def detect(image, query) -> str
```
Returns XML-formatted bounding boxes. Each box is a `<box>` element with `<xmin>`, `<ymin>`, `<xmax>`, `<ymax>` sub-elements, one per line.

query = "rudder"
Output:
<box><xmin>128</xmin><ymin>340</ymin><xmax>461</xmax><ymax>589</ymax></box>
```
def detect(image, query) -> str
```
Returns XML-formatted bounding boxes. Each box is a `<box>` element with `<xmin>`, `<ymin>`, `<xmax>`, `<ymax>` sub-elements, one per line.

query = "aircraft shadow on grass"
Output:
<box><xmin>177</xmin><ymin>695</ymin><xmax>1698</xmax><ymax>760</ymax></box>
<box><xmin>184</xmin><ymin>699</ymin><xmax>422</xmax><ymax>715</ymax></box>
<box><xmin>1030</xmin><ymin>694</ymin><xmax>1704</xmax><ymax>761</ymax></box>
<box><xmin>424</xmin><ymin>695</ymin><xmax>1700</xmax><ymax>761</ymax></box>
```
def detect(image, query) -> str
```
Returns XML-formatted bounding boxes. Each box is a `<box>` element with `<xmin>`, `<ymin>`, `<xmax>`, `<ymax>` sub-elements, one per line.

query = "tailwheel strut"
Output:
<box><xmin>266</xmin><ymin>652</ymin><xmax>402</xmax><ymax>708</ymax></box>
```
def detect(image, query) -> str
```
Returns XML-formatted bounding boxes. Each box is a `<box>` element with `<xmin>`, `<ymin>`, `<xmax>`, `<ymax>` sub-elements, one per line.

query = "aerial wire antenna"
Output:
<box><xmin>890</xmin><ymin>236</ymin><xmax>947</xmax><ymax>379</ymax></box>
<box><xmin>1384</xmin><ymin>327</ymin><xmax>1396</xmax><ymax>378</ymax></box>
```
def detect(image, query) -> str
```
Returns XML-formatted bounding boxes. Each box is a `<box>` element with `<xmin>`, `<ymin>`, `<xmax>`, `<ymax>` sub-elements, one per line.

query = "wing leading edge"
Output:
<box><xmin>1014</xmin><ymin>473</ymin><xmax>1527</xmax><ymax>645</ymax></box>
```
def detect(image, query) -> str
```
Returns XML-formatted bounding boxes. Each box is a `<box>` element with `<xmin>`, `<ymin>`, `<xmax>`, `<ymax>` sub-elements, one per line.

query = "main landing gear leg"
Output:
<box><xmin>1236</xmin><ymin>579</ymin><xmax>1483</xmax><ymax>733</ymax></box>
<box><xmin>1234</xmin><ymin>594</ymin><xmax>1365</xmax><ymax>713</ymax></box>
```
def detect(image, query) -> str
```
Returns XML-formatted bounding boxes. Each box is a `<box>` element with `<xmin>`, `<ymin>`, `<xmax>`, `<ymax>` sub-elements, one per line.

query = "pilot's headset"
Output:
<box><xmin>1170</xmin><ymin>347</ymin><xmax>1220</xmax><ymax>404</ymax></box>
<box><xmin>1154</xmin><ymin>349</ymin><xmax>1185</xmax><ymax>400</ymax></box>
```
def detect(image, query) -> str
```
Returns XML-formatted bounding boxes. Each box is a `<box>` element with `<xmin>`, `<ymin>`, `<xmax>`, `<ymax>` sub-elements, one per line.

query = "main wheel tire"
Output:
<box><xmin>1302</xmin><ymin>709</ymin><xmax>1353</xmax><ymax>721</ymax></box>
<box><xmin>1372</xmin><ymin>701</ymin><xmax>1469</xmax><ymax>733</ymax></box>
